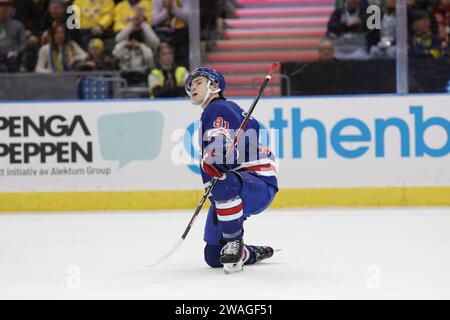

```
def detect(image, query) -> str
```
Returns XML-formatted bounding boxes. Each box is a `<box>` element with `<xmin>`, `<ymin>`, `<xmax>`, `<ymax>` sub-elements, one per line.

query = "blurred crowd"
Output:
<box><xmin>319</xmin><ymin>0</ymin><xmax>450</xmax><ymax>61</ymax></box>
<box><xmin>0</xmin><ymin>0</ymin><xmax>235</xmax><ymax>97</ymax></box>
<box><xmin>2</xmin><ymin>0</ymin><xmax>448</xmax><ymax>97</ymax></box>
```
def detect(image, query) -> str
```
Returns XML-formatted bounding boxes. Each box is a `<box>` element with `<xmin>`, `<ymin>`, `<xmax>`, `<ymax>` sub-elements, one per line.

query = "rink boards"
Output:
<box><xmin>0</xmin><ymin>94</ymin><xmax>449</xmax><ymax>211</ymax></box>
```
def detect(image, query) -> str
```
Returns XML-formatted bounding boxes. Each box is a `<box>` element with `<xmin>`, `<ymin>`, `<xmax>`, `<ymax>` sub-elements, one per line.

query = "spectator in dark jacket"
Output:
<box><xmin>327</xmin><ymin>0</ymin><xmax>371</xmax><ymax>60</ymax></box>
<box><xmin>13</xmin><ymin>0</ymin><xmax>48</xmax><ymax>71</ymax></box>
<box><xmin>0</xmin><ymin>0</ymin><xmax>26</xmax><ymax>72</ymax></box>
<box><xmin>409</xmin><ymin>9</ymin><xmax>443</xmax><ymax>57</ymax></box>
<box><xmin>13</xmin><ymin>0</ymin><xmax>48</xmax><ymax>38</ymax></box>
<box><xmin>200</xmin><ymin>0</ymin><xmax>222</xmax><ymax>53</ymax></box>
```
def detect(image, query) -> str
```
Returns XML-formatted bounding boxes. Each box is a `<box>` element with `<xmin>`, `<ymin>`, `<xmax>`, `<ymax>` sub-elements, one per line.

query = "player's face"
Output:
<box><xmin>190</xmin><ymin>77</ymin><xmax>208</xmax><ymax>105</ymax></box>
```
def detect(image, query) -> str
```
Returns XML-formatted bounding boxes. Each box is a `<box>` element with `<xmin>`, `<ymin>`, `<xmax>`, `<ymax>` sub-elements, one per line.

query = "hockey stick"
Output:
<box><xmin>148</xmin><ymin>62</ymin><xmax>280</xmax><ymax>267</ymax></box>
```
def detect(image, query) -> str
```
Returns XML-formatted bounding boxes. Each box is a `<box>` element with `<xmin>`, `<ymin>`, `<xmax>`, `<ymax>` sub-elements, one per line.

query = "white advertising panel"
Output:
<box><xmin>0</xmin><ymin>94</ymin><xmax>448</xmax><ymax>193</ymax></box>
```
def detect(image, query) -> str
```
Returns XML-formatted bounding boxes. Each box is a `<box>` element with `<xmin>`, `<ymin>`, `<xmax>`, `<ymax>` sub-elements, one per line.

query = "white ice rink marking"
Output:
<box><xmin>0</xmin><ymin>208</ymin><xmax>449</xmax><ymax>299</ymax></box>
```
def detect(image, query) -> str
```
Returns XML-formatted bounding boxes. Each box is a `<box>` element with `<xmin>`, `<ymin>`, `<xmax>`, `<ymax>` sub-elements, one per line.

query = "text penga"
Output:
<box><xmin>0</xmin><ymin>115</ymin><xmax>93</xmax><ymax>164</ymax></box>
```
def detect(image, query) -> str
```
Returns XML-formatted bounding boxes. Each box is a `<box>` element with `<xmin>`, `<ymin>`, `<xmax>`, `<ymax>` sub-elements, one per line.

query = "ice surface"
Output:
<box><xmin>1</xmin><ymin>208</ymin><xmax>450</xmax><ymax>299</ymax></box>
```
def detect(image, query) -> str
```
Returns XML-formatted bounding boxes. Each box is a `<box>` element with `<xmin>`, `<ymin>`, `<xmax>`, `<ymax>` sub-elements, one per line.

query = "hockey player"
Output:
<box><xmin>185</xmin><ymin>67</ymin><xmax>278</xmax><ymax>274</ymax></box>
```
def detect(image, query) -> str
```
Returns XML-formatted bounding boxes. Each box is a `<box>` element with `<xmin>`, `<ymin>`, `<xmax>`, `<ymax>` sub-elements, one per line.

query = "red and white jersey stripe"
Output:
<box><xmin>215</xmin><ymin>197</ymin><xmax>244</xmax><ymax>222</ymax></box>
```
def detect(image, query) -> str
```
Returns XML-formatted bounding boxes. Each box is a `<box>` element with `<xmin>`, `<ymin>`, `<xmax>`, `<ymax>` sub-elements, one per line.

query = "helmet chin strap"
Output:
<box><xmin>194</xmin><ymin>80</ymin><xmax>220</xmax><ymax>107</ymax></box>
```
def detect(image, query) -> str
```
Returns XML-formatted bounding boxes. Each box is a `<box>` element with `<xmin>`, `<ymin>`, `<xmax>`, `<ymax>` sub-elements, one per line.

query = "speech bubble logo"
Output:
<box><xmin>97</xmin><ymin>111</ymin><xmax>164</xmax><ymax>169</ymax></box>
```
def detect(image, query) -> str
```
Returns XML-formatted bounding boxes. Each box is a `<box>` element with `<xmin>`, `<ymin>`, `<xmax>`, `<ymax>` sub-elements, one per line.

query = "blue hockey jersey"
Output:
<box><xmin>199</xmin><ymin>97</ymin><xmax>278</xmax><ymax>191</ymax></box>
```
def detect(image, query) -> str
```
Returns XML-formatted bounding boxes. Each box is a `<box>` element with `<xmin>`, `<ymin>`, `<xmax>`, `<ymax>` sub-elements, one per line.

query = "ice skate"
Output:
<box><xmin>251</xmin><ymin>245</ymin><xmax>275</xmax><ymax>263</ymax></box>
<box><xmin>220</xmin><ymin>239</ymin><xmax>245</xmax><ymax>274</ymax></box>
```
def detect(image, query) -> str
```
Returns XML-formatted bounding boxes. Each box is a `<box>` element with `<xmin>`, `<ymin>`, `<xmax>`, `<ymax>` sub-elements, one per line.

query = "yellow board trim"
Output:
<box><xmin>0</xmin><ymin>187</ymin><xmax>449</xmax><ymax>212</ymax></box>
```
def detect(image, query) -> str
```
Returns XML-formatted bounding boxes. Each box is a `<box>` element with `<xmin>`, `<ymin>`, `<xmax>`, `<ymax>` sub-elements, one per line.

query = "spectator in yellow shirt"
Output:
<box><xmin>113</xmin><ymin>0</ymin><xmax>153</xmax><ymax>33</ymax></box>
<box><xmin>73</xmin><ymin>0</ymin><xmax>115</xmax><ymax>49</ymax></box>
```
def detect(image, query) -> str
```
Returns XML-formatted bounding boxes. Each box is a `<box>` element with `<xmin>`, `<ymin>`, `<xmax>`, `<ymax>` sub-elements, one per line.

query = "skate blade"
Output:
<box><xmin>223</xmin><ymin>262</ymin><xmax>244</xmax><ymax>274</ymax></box>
